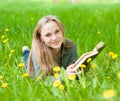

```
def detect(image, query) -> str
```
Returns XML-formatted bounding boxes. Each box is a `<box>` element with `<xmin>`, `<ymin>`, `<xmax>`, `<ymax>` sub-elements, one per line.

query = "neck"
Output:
<box><xmin>54</xmin><ymin>47</ymin><xmax>61</xmax><ymax>54</ymax></box>
<box><xmin>53</xmin><ymin>48</ymin><xmax>61</xmax><ymax>59</ymax></box>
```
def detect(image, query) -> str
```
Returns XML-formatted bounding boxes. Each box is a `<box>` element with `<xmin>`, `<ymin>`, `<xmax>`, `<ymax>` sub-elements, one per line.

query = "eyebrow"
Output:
<box><xmin>44</xmin><ymin>32</ymin><xmax>52</xmax><ymax>36</ymax></box>
<box><xmin>43</xmin><ymin>27</ymin><xmax>60</xmax><ymax>35</ymax></box>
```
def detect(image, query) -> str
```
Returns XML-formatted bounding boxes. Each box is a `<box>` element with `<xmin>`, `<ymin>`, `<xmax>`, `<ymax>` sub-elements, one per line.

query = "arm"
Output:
<box><xmin>67</xmin><ymin>45</ymin><xmax>78</xmax><ymax>66</ymax></box>
<box><xmin>66</xmin><ymin>45</ymin><xmax>82</xmax><ymax>74</ymax></box>
<box><xmin>31</xmin><ymin>50</ymin><xmax>40</xmax><ymax>76</ymax></box>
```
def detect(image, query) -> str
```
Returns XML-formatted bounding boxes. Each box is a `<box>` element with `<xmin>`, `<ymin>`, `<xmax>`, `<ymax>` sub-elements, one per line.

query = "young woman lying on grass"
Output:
<box><xmin>22</xmin><ymin>15</ymin><xmax>82</xmax><ymax>78</ymax></box>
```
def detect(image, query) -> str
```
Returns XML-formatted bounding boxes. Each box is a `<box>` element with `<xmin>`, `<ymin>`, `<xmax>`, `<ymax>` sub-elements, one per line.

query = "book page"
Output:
<box><xmin>73</xmin><ymin>48</ymin><xmax>98</xmax><ymax>70</ymax></box>
<box><xmin>72</xmin><ymin>41</ymin><xmax>105</xmax><ymax>70</ymax></box>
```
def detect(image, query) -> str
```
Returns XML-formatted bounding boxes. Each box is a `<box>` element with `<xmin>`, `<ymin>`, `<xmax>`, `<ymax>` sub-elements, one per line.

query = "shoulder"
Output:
<box><xmin>64</xmin><ymin>39</ymin><xmax>76</xmax><ymax>47</ymax></box>
<box><xmin>63</xmin><ymin>39</ymin><xmax>77</xmax><ymax>53</ymax></box>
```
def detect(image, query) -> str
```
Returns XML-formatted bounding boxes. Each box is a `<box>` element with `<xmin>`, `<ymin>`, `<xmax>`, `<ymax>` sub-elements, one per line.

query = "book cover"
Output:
<box><xmin>73</xmin><ymin>41</ymin><xmax>106</xmax><ymax>70</ymax></box>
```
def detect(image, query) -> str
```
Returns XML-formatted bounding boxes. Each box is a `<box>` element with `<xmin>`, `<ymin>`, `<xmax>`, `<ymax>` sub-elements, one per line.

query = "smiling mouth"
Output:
<box><xmin>52</xmin><ymin>41</ymin><xmax>60</xmax><ymax>45</ymax></box>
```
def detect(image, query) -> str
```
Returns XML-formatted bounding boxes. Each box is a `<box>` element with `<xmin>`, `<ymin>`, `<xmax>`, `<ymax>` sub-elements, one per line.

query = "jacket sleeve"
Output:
<box><xmin>67</xmin><ymin>44</ymin><xmax>78</xmax><ymax>66</ymax></box>
<box><xmin>31</xmin><ymin>51</ymin><xmax>40</xmax><ymax>76</ymax></box>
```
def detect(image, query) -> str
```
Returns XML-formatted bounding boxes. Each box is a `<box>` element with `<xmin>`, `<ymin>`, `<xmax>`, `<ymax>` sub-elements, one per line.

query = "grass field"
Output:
<box><xmin>0</xmin><ymin>1</ymin><xmax>120</xmax><ymax>101</ymax></box>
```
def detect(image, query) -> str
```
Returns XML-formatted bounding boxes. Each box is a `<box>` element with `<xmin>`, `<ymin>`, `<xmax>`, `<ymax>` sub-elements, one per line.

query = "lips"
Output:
<box><xmin>52</xmin><ymin>40</ymin><xmax>60</xmax><ymax>45</ymax></box>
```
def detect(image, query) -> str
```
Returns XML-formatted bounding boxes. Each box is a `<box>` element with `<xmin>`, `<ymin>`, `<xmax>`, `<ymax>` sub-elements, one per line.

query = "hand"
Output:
<box><xmin>66</xmin><ymin>64</ymin><xmax>82</xmax><ymax>75</ymax></box>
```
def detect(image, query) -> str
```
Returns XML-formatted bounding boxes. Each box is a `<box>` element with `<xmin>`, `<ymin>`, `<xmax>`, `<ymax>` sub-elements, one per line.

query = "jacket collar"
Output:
<box><xmin>61</xmin><ymin>44</ymin><xmax>68</xmax><ymax>57</ymax></box>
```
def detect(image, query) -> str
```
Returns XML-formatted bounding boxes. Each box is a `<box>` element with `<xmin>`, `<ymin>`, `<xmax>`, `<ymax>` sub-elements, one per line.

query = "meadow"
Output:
<box><xmin>0</xmin><ymin>1</ymin><xmax>120</xmax><ymax>101</ymax></box>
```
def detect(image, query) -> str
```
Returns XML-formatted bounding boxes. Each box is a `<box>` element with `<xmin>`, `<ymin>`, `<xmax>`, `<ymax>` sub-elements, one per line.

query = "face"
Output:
<box><xmin>41</xmin><ymin>21</ymin><xmax>64</xmax><ymax>52</ymax></box>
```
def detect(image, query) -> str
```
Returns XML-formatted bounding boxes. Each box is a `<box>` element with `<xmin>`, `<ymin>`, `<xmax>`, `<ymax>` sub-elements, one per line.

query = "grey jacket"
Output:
<box><xmin>32</xmin><ymin>39</ymin><xmax>78</xmax><ymax>76</ymax></box>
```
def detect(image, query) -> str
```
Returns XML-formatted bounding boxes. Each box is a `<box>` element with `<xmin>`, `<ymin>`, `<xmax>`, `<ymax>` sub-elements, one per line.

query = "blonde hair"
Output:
<box><xmin>27</xmin><ymin>15</ymin><xmax>65</xmax><ymax>76</ymax></box>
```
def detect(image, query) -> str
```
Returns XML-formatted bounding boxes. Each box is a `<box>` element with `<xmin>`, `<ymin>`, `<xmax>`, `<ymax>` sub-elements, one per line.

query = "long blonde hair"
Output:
<box><xmin>27</xmin><ymin>15</ymin><xmax>65</xmax><ymax>76</ymax></box>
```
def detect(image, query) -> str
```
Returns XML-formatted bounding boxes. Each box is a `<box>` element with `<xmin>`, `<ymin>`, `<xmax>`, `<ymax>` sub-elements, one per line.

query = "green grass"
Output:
<box><xmin>0</xmin><ymin>1</ymin><xmax>120</xmax><ymax>101</ymax></box>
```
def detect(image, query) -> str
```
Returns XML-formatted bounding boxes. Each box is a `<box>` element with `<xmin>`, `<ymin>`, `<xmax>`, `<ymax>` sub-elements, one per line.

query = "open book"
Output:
<box><xmin>73</xmin><ymin>41</ymin><xmax>106</xmax><ymax>70</ymax></box>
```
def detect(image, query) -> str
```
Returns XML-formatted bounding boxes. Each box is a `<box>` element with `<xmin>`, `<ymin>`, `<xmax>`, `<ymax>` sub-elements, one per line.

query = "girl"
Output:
<box><xmin>22</xmin><ymin>15</ymin><xmax>79</xmax><ymax>78</ymax></box>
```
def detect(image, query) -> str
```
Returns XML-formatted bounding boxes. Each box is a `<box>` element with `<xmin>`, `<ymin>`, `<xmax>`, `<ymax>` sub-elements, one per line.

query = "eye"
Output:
<box><xmin>55</xmin><ymin>29</ymin><xmax>60</xmax><ymax>34</ymax></box>
<box><xmin>45</xmin><ymin>33</ymin><xmax>51</xmax><ymax>37</ymax></box>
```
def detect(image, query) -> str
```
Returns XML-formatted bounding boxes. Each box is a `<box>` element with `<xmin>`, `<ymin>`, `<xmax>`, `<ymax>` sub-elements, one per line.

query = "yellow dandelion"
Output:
<box><xmin>53</xmin><ymin>79</ymin><xmax>61</xmax><ymax>87</ymax></box>
<box><xmin>108</xmin><ymin>51</ymin><xmax>114</xmax><ymax>56</ymax></box>
<box><xmin>54</xmin><ymin>73</ymin><xmax>60</xmax><ymax>79</ymax></box>
<box><xmin>3</xmin><ymin>38</ymin><xmax>9</xmax><ymax>43</ymax></box>
<box><xmin>18</xmin><ymin>63</ymin><xmax>25</xmax><ymax>67</ymax></box>
<box><xmin>1</xmin><ymin>35</ymin><xmax>5</xmax><ymax>39</ymax></box>
<box><xmin>5</xmin><ymin>63</ymin><xmax>9</xmax><ymax>67</ymax></box>
<box><xmin>112</xmin><ymin>54</ymin><xmax>118</xmax><ymax>59</ymax></box>
<box><xmin>106</xmin><ymin>76</ymin><xmax>110</xmax><ymax>79</ymax></box>
<box><xmin>102</xmin><ymin>89</ymin><xmax>116</xmax><ymax>99</ymax></box>
<box><xmin>80</xmin><ymin>64</ymin><xmax>86</xmax><ymax>68</ymax></box>
<box><xmin>68</xmin><ymin>74</ymin><xmax>76</xmax><ymax>80</ymax></box>
<box><xmin>117</xmin><ymin>70</ymin><xmax>120</xmax><ymax>79</ymax></box>
<box><xmin>97</xmin><ymin>31</ymin><xmax>101</xmax><ymax>34</ymax></box>
<box><xmin>87</xmin><ymin>58</ymin><xmax>92</xmax><ymax>63</ymax></box>
<box><xmin>53</xmin><ymin>66</ymin><xmax>60</xmax><ymax>72</ymax></box>
<box><xmin>0</xmin><ymin>75</ymin><xmax>3</xmax><ymax>79</ymax></box>
<box><xmin>59</xmin><ymin>84</ymin><xmax>64</xmax><ymax>90</ymax></box>
<box><xmin>91</xmin><ymin>63</ymin><xmax>96</xmax><ymax>69</ymax></box>
<box><xmin>22</xmin><ymin>73</ymin><xmax>29</xmax><ymax>78</ymax></box>
<box><xmin>5</xmin><ymin>28</ymin><xmax>9</xmax><ymax>32</ymax></box>
<box><xmin>1</xmin><ymin>83</ymin><xmax>8</xmax><ymax>88</ymax></box>
<box><xmin>11</xmin><ymin>49</ymin><xmax>15</xmax><ymax>53</ymax></box>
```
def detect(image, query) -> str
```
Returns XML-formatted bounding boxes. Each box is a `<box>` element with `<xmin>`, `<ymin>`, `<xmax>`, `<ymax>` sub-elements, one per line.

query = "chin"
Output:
<box><xmin>53</xmin><ymin>46</ymin><xmax>61</xmax><ymax>49</ymax></box>
<box><xmin>52</xmin><ymin>45</ymin><xmax>61</xmax><ymax>49</ymax></box>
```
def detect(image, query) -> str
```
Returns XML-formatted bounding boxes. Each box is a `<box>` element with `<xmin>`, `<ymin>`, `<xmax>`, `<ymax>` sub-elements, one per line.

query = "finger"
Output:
<box><xmin>66</xmin><ymin>64</ymin><xmax>74</xmax><ymax>69</ymax></box>
<box><xmin>75</xmin><ymin>71</ymin><xmax>82</xmax><ymax>75</ymax></box>
<box><xmin>66</xmin><ymin>70</ymin><xmax>77</xmax><ymax>73</ymax></box>
<box><xmin>67</xmin><ymin>71</ymin><xmax>82</xmax><ymax>75</ymax></box>
<box><xmin>67</xmin><ymin>73</ymin><xmax>76</xmax><ymax>75</ymax></box>
<box><xmin>66</xmin><ymin>68</ymin><xmax>77</xmax><ymax>71</ymax></box>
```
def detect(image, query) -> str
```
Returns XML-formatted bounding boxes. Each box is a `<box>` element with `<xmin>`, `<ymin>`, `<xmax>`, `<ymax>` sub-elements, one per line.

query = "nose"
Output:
<box><xmin>52</xmin><ymin>34</ymin><xmax>57</xmax><ymax>41</ymax></box>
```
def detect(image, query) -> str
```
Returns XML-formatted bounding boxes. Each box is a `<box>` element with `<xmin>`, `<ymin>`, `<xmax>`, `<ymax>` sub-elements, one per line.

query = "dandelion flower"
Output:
<box><xmin>54</xmin><ymin>73</ymin><xmax>60</xmax><ymax>79</ymax></box>
<box><xmin>59</xmin><ymin>84</ymin><xmax>64</xmax><ymax>90</ymax></box>
<box><xmin>53</xmin><ymin>66</ymin><xmax>60</xmax><ymax>72</ymax></box>
<box><xmin>22</xmin><ymin>73</ymin><xmax>29</xmax><ymax>78</ymax></box>
<box><xmin>108</xmin><ymin>51</ymin><xmax>114</xmax><ymax>56</ymax></box>
<box><xmin>80</xmin><ymin>64</ymin><xmax>86</xmax><ymax>68</ymax></box>
<box><xmin>106</xmin><ymin>76</ymin><xmax>110</xmax><ymax>79</ymax></box>
<box><xmin>87</xmin><ymin>58</ymin><xmax>92</xmax><ymax>63</ymax></box>
<box><xmin>0</xmin><ymin>75</ymin><xmax>3</xmax><ymax>79</ymax></box>
<box><xmin>97</xmin><ymin>31</ymin><xmax>101</xmax><ymax>34</ymax></box>
<box><xmin>1</xmin><ymin>83</ymin><xmax>8</xmax><ymax>88</ymax></box>
<box><xmin>5</xmin><ymin>28</ymin><xmax>9</xmax><ymax>32</ymax></box>
<box><xmin>91</xmin><ymin>63</ymin><xmax>96</xmax><ymax>69</ymax></box>
<box><xmin>102</xmin><ymin>89</ymin><xmax>116</xmax><ymax>99</ymax></box>
<box><xmin>3</xmin><ymin>38</ymin><xmax>9</xmax><ymax>43</ymax></box>
<box><xmin>1</xmin><ymin>35</ymin><xmax>5</xmax><ymax>39</ymax></box>
<box><xmin>53</xmin><ymin>80</ymin><xmax>61</xmax><ymax>87</ymax></box>
<box><xmin>18</xmin><ymin>63</ymin><xmax>25</xmax><ymax>67</ymax></box>
<box><xmin>68</xmin><ymin>74</ymin><xmax>76</xmax><ymax>80</ymax></box>
<box><xmin>11</xmin><ymin>49</ymin><xmax>15</xmax><ymax>53</ymax></box>
<box><xmin>112</xmin><ymin>54</ymin><xmax>118</xmax><ymax>59</ymax></box>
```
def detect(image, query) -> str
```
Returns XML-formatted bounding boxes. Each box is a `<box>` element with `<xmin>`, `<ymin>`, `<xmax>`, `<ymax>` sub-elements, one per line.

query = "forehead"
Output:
<box><xmin>41</xmin><ymin>21</ymin><xmax>60</xmax><ymax>34</ymax></box>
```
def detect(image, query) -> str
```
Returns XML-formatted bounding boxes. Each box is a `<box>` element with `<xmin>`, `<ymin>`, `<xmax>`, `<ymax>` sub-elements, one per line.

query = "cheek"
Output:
<box><xmin>42</xmin><ymin>37</ymin><xmax>50</xmax><ymax>44</ymax></box>
<box><xmin>57</xmin><ymin>32</ymin><xmax>63</xmax><ymax>38</ymax></box>
<box><xmin>60</xmin><ymin>33</ymin><xmax>64</xmax><ymax>39</ymax></box>
<box><xmin>41</xmin><ymin>36</ymin><xmax>46</xmax><ymax>42</ymax></box>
